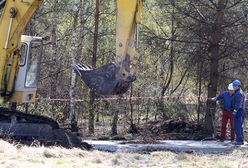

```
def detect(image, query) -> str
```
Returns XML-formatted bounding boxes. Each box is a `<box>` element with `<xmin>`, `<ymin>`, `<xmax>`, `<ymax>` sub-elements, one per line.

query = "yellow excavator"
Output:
<box><xmin>0</xmin><ymin>0</ymin><xmax>143</xmax><ymax>146</ymax></box>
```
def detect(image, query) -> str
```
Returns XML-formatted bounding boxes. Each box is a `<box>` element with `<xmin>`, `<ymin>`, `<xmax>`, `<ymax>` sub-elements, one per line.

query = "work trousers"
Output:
<box><xmin>221</xmin><ymin>110</ymin><xmax>235</xmax><ymax>140</ymax></box>
<box><xmin>234</xmin><ymin>109</ymin><xmax>245</xmax><ymax>142</ymax></box>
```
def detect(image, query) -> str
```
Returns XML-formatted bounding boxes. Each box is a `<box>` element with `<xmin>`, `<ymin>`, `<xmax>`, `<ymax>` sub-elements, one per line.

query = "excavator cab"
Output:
<box><xmin>10</xmin><ymin>35</ymin><xmax>42</xmax><ymax>103</ymax></box>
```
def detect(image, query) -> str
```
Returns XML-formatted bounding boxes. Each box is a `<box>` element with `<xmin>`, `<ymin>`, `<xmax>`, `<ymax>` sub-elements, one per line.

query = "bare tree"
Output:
<box><xmin>70</xmin><ymin>0</ymin><xmax>81</xmax><ymax>132</ymax></box>
<box><xmin>88</xmin><ymin>0</ymin><xmax>100</xmax><ymax>134</ymax></box>
<box><xmin>50</xmin><ymin>0</ymin><xmax>59</xmax><ymax>99</ymax></box>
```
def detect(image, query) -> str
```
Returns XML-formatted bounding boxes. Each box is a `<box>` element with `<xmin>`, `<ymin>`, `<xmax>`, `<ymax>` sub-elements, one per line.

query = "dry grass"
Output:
<box><xmin>0</xmin><ymin>139</ymin><xmax>248</xmax><ymax>168</ymax></box>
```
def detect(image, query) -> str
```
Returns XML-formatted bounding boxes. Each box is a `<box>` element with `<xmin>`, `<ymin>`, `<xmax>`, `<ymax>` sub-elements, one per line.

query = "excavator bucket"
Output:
<box><xmin>73</xmin><ymin>63</ymin><xmax>136</xmax><ymax>95</ymax></box>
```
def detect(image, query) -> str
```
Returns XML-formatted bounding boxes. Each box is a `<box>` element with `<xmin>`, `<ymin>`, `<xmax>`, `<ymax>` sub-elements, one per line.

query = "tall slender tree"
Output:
<box><xmin>70</xmin><ymin>0</ymin><xmax>81</xmax><ymax>132</ymax></box>
<box><xmin>88</xmin><ymin>0</ymin><xmax>100</xmax><ymax>134</ymax></box>
<box><xmin>205</xmin><ymin>0</ymin><xmax>225</xmax><ymax>134</ymax></box>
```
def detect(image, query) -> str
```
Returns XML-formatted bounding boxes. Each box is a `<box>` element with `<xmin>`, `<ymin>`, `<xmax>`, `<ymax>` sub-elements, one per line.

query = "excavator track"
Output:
<box><xmin>0</xmin><ymin>107</ymin><xmax>91</xmax><ymax>150</ymax></box>
<box><xmin>0</xmin><ymin>107</ymin><xmax>59</xmax><ymax>128</ymax></box>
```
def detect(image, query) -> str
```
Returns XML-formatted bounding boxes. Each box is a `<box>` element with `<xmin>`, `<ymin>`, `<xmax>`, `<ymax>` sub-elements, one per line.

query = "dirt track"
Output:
<box><xmin>84</xmin><ymin>140</ymin><xmax>246</xmax><ymax>153</ymax></box>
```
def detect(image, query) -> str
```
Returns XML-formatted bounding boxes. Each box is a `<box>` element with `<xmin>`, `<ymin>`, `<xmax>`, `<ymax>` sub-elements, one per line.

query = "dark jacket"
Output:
<box><xmin>216</xmin><ymin>91</ymin><xmax>234</xmax><ymax>111</ymax></box>
<box><xmin>232</xmin><ymin>88</ymin><xmax>245</xmax><ymax>112</ymax></box>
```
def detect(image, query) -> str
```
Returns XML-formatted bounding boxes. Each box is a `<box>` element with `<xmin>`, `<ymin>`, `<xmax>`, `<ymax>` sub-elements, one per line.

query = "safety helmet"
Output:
<box><xmin>228</xmin><ymin>83</ymin><xmax>234</xmax><ymax>90</ymax></box>
<box><xmin>232</xmin><ymin>80</ymin><xmax>241</xmax><ymax>86</ymax></box>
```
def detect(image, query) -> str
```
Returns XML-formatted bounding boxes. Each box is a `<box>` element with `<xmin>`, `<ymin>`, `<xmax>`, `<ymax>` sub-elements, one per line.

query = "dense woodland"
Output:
<box><xmin>19</xmin><ymin>0</ymin><xmax>248</xmax><ymax>137</ymax></box>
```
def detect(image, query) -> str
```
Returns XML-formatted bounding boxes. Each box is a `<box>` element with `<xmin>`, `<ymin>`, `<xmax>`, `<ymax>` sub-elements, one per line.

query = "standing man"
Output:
<box><xmin>212</xmin><ymin>83</ymin><xmax>235</xmax><ymax>141</ymax></box>
<box><xmin>232</xmin><ymin>80</ymin><xmax>246</xmax><ymax>145</ymax></box>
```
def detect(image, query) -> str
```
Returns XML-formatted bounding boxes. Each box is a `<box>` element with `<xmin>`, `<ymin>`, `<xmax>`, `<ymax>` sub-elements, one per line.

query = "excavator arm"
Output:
<box><xmin>74</xmin><ymin>0</ymin><xmax>144</xmax><ymax>96</ymax></box>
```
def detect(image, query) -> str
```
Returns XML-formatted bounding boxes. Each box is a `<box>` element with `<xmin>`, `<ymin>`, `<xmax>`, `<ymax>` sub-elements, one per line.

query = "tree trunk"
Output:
<box><xmin>197</xmin><ymin>45</ymin><xmax>203</xmax><ymax>125</ymax></box>
<box><xmin>25</xmin><ymin>103</ymin><xmax>29</xmax><ymax>113</ymax></box>
<box><xmin>137</xmin><ymin>100</ymin><xmax>141</xmax><ymax>125</ymax></box>
<box><xmin>88</xmin><ymin>91</ymin><xmax>95</xmax><ymax>134</ymax></box>
<box><xmin>111</xmin><ymin>110</ymin><xmax>119</xmax><ymax>135</ymax></box>
<box><xmin>50</xmin><ymin>0</ymin><xmax>59</xmax><ymax>99</ymax></box>
<box><xmin>204</xmin><ymin>0</ymin><xmax>225</xmax><ymax>134</ymax></box>
<box><xmin>197</xmin><ymin>65</ymin><xmax>202</xmax><ymax>125</ymax></box>
<box><xmin>129</xmin><ymin>84</ymin><xmax>134</xmax><ymax>126</ymax></box>
<box><xmin>88</xmin><ymin>0</ymin><xmax>100</xmax><ymax>134</ymax></box>
<box><xmin>96</xmin><ymin>112</ymin><xmax>99</xmax><ymax>122</ymax></box>
<box><xmin>145</xmin><ymin>100</ymin><xmax>150</xmax><ymax>122</ymax></box>
<box><xmin>92</xmin><ymin>0</ymin><xmax>99</xmax><ymax>68</ymax></box>
<box><xmin>158</xmin><ymin>3</ymin><xmax>175</xmax><ymax>119</ymax></box>
<box><xmin>70</xmin><ymin>0</ymin><xmax>80</xmax><ymax>132</ymax></box>
<box><xmin>77</xmin><ymin>0</ymin><xmax>85</xmax><ymax>58</ymax></box>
